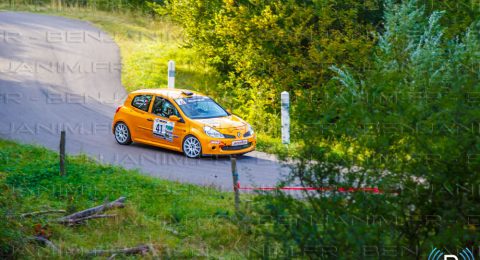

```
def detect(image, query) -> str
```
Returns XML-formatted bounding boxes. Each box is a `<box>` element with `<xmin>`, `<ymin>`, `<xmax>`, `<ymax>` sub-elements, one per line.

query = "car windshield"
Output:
<box><xmin>174</xmin><ymin>96</ymin><xmax>228</xmax><ymax>119</ymax></box>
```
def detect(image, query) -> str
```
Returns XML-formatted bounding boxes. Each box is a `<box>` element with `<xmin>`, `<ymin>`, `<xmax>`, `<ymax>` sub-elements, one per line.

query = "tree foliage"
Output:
<box><xmin>164</xmin><ymin>0</ymin><xmax>479</xmax><ymax>138</ymax></box>
<box><xmin>248</xmin><ymin>0</ymin><xmax>480</xmax><ymax>258</ymax></box>
<box><xmin>165</xmin><ymin>0</ymin><xmax>381</xmax><ymax>135</ymax></box>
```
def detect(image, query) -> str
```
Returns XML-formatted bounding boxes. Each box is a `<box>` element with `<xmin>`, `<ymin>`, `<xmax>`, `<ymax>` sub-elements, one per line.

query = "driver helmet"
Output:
<box><xmin>164</xmin><ymin>102</ymin><xmax>174</xmax><ymax>116</ymax></box>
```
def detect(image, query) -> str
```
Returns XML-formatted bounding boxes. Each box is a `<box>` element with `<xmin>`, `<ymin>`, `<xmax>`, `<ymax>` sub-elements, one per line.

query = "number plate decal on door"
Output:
<box><xmin>153</xmin><ymin>118</ymin><xmax>175</xmax><ymax>142</ymax></box>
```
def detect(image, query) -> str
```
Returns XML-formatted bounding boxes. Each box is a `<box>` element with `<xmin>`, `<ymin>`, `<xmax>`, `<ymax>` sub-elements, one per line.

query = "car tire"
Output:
<box><xmin>183</xmin><ymin>135</ymin><xmax>202</xmax><ymax>158</ymax></box>
<box><xmin>114</xmin><ymin>122</ymin><xmax>132</xmax><ymax>145</ymax></box>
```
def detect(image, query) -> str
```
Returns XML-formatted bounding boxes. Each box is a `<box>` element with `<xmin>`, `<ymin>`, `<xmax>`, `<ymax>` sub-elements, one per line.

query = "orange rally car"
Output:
<box><xmin>112</xmin><ymin>88</ymin><xmax>256</xmax><ymax>158</ymax></box>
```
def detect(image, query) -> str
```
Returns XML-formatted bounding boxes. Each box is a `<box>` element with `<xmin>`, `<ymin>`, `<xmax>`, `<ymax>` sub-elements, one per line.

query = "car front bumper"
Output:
<box><xmin>201</xmin><ymin>134</ymin><xmax>256</xmax><ymax>156</ymax></box>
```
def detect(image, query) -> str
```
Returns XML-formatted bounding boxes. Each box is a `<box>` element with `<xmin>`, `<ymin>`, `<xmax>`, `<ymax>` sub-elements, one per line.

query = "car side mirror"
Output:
<box><xmin>169</xmin><ymin>115</ymin><xmax>180</xmax><ymax>122</ymax></box>
<box><xmin>226</xmin><ymin>109</ymin><xmax>232</xmax><ymax>114</ymax></box>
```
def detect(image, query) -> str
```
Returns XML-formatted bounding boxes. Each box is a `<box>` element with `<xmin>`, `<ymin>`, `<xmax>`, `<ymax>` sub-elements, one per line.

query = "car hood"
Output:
<box><xmin>194</xmin><ymin>115</ymin><xmax>247</xmax><ymax>132</ymax></box>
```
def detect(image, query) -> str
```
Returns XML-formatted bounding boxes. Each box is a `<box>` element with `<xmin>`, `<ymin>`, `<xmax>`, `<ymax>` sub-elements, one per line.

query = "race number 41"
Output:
<box><xmin>153</xmin><ymin>118</ymin><xmax>174</xmax><ymax>142</ymax></box>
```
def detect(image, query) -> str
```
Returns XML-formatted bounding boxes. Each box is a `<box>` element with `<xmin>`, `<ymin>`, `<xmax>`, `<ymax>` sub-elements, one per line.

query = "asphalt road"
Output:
<box><xmin>0</xmin><ymin>12</ymin><xmax>289</xmax><ymax>190</ymax></box>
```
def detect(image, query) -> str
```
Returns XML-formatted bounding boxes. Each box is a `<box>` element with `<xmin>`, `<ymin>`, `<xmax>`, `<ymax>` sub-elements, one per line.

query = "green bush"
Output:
<box><xmin>247</xmin><ymin>0</ymin><xmax>480</xmax><ymax>258</ymax></box>
<box><xmin>163</xmin><ymin>0</ymin><xmax>479</xmax><ymax>140</ymax></box>
<box><xmin>164</xmin><ymin>0</ymin><xmax>379</xmax><ymax>136</ymax></box>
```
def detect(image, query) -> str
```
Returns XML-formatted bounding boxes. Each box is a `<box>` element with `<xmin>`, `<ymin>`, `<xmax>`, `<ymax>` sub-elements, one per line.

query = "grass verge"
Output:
<box><xmin>0</xmin><ymin>139</ymin><xmax>254</xmax><ymax>258</ymax></box>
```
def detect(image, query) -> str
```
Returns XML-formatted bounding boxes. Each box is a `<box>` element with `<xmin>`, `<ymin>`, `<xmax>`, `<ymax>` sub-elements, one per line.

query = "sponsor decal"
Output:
<box><xmin>175</xmin><ymin>98</ymin><xmax>186</xmax><ymax>105</ymax></box>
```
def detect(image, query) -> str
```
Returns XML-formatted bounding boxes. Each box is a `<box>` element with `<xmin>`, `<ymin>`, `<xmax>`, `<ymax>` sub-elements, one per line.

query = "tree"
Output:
<box><xmin>165</xmin><ymin>0</ymin><xmax>380</xmax><ymax>135</ymax></box>
<box><xmin>250</xmin><ymin>0</ymin><xmax>480</xmax><ymax>258</ymax></box>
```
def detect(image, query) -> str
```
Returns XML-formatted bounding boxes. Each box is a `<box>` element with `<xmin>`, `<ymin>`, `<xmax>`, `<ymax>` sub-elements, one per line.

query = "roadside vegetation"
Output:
<box><xmin>0</xmin><ymin>2</ymin><xmax>289</xmax><ymax>153</ymax></box>
<box><xmin>245</xmin><ymin>1</ymin><xmax>480</xmax><ymax>257</ymax></box>
<box><xmin>0</xmin><ymin>139</ymin><xmax>257</xmax><ymax>258</ymax></box>
<box><xmin>1</xmin><ymin>0</ymin><xmax>479</xmax><ymax>258</ymax></box>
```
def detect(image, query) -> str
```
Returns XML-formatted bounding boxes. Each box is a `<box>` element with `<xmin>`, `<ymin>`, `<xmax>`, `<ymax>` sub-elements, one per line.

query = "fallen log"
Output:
<box><xmin>57</xmin><ymin>197</ymin><xmax>125</xmax><ymax>223</ymax></box>
<box><xmin>83</xmin><ymin>244</ymin><xmax>149</xmax><ymax>257</ymax></box>
<box><xmin>21</xmin><ymin>210</ymin><xmax>66</xmax><ymax>218</ymax></box>
<box><xmin>29</xmin><ymin>237</ymin><xmax>153</xmax><ymax>257</ymax></box>
<box><xmin>28</xmin><ymin>236</ymin><xmax>60</xmax><ymax>253</ymax></box>
<box><xmin>56</xmin><ymin>214</ymin><xmax>117</xmax><ymax>226</ymax></box>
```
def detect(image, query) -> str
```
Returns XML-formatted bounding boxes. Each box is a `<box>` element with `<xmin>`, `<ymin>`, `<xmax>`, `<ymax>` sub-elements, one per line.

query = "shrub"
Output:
<box><xmin>164</xmin><ymin>0</ymin><xmax>379</xmax><ymax>136</ymax></box>
<box><xmin>248</xmin><ymin>0</ymin><xmax>480</xmax><ymax>258</ymax></box>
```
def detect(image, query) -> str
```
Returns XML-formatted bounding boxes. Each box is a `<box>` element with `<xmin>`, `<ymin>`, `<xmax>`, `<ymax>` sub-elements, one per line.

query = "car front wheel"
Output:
<box><xmin>183</xmin><ymin>135</ymin><xmax>202</xmax><ymax>158</ymax></box>
<box><xmin>114</xmin><ymin>122</ymin><xmax>132</xmax><ymax>145</ymax></box>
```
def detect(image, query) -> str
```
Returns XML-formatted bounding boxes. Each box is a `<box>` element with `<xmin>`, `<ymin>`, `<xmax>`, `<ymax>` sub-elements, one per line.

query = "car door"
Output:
<box><xmin>129</xmin><ymin>94</ymin><xmax>154</xmax><ymax>142</ymax></box>
<box><xmin>149</xmin><ymin>96</ymin><xmax>187</xmax><ymax>149</ymax></box>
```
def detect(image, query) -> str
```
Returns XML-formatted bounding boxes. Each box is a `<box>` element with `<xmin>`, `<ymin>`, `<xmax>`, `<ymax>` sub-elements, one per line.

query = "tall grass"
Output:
<box><xmin>0</xmin><ymin>139</ymin><xmax>254</xmax><ymax>258</ymax></box>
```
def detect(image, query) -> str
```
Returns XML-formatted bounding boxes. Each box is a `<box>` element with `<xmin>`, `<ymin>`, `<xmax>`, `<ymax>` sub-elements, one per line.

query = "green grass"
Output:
<box><xmin>0</xmin><ymin>139</ymin><xmax>255</xmax><ymax>258</ymax></box>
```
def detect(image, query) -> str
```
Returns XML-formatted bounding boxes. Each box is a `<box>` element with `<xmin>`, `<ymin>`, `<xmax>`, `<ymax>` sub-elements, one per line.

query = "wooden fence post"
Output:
<box><xmin>231</xmin><ymin>156</ymin><xmax>240</xmax><ymax>212</ymax></box>
<box><xmin>59</xmin><ymin>130</ymin><xmax>66</xmax><ymax>176</ymax></box>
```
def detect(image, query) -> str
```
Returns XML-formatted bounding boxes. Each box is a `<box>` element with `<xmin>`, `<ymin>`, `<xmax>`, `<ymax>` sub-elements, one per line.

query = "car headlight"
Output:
<box><xmin>247</xmin><ymin>124</ymin><xmax>254</xmax><ymax>135</ymax></box>
<box><xmin>203</xmin><ymin>126</ymin><xmax>224</xmax><ymax>138</ymax></box>
<box><xmin>244</xmin><ymin>124</ymin><xmax>254</xmax><ymax>137</ymax></box>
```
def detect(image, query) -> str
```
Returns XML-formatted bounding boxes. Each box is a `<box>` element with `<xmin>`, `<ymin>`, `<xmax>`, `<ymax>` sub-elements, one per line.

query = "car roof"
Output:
<box><xmin>130</xmin><ymin>88</ymin><xmax>203</xmax><ymax>99</ymax></box>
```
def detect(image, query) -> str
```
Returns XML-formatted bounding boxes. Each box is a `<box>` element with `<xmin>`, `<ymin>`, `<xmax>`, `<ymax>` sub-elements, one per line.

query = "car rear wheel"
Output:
<box><xmin>114</xmin><ymin>122</ymin><xmax>132</xmax><ymax>145</ymax></box>
<box><xmin>183</xmin><ymin>135</ymin><xmax>202</xmax><ymax>158</ymax></box>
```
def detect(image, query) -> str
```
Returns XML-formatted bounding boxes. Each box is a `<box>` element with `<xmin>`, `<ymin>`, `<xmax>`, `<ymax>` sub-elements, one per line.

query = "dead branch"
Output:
<box><xmin>83</xmin><ymin>244</ymin><xmax>149</xmax><ymax>257</ymax></box>
<box><xmin>28</xmin><ymin>236</ymin><xmax>60</xmax><ymax>253</ymax></box>
<box><xmin>21</xmin><ymin>210</ymin><xmax>66</xmax><ymax>218</ymax></box>
<box><xmin>57</xmin><ymin>197</ymin><xmax>125</xmax><ymax>223</ymax></box>
<box><xmin>25</xmin><ymin>197</ymin><xmax>150</xmax><ymax>257</ymax></box>
<box><xmin>147</xmin><ymin>244</ymin><xmax>160</xmax><ymax>259</ymax></box>
<box><xmin>56</xmin><ymin>214</ymin><xmax>117</xmax><ymax>226</ymax></box>
<box><xmin>29</xmin><ymin>237</ymin><xmax>152</xmax><ymax>257</ymax></box>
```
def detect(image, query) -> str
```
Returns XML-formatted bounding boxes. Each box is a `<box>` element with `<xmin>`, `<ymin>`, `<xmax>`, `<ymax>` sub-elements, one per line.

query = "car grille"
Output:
<box><xmin>243</xmin><ymin>131</ymin><xmax>252</xmax><ymax>137</ymax></box>
<box><xmin>221</xmin><ymin>142</ymin><xmax>252</xmax><ymax>151</ymax></box>
<box><xmin>223</xmin><ymin>133</ymin><xmax>236</xmax><ymax>139</ymax></box>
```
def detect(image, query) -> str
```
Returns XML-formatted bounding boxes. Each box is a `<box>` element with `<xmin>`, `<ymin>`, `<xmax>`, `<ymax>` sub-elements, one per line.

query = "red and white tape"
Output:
<box><xmin>235</xmin><ymin>183</ymin><xmax>382</xmax><ymax>193</ymax></box>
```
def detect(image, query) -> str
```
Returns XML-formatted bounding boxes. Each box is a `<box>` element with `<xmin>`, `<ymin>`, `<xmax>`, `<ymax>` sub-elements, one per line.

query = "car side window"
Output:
<box><xmin>152</xmin><ymin>96</ymin><xmax>179</xmax><ymax>118</ymax></box>
<box><xmin>131</xmin><ymin>95</ymin><xmax>152</xmax><ymax>112</ymax></box>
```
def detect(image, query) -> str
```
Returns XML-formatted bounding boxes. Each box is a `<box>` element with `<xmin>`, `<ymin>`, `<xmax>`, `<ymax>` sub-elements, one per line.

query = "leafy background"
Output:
<box><xmin>1</xmin><ymin>0</ymin><xmax>479</xmax><ymax>258</ymax></box>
